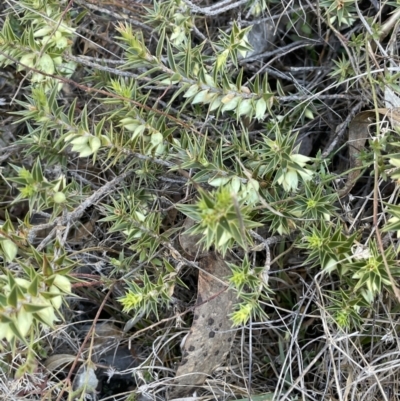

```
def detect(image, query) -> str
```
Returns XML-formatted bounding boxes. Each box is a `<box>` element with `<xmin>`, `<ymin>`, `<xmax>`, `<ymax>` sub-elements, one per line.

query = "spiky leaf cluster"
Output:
<box><xmin>177</xmin><ymin>187</ymin><xmax>262</xmax><ymax>256</ymax></box>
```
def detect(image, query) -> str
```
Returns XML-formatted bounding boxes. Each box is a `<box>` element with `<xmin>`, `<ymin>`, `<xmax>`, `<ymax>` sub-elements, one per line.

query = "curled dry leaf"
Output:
<box><xmin>338</xmin><ymin>107</ymin><xmax>400</xmax><ymax>198</ymax></box>
<box><xmin>169</xmin><ymin>251</ymin><xmax>237</xmax><ymax>399</ymax></box>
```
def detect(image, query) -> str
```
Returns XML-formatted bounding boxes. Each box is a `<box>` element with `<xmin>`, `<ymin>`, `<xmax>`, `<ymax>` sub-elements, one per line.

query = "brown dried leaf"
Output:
<box><xmin>338</xmin><ymin>107</ymin><xmax>400</xmax><ymax>198</ymax></box>
<box><xmin>169</xmin><ymin>252</ymin><xmax>237</xmax><ymax>398</ymax></box>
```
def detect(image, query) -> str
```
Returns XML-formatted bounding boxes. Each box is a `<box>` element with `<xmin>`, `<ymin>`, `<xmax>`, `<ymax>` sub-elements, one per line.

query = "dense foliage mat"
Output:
<box><xmin>1</xmin><ymin>0</ymin><xmax>400</xmax><ymax>400</ymax></box>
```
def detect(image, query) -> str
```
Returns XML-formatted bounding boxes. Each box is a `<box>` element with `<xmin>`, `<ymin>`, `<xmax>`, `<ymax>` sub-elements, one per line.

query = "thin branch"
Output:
<box><xmin>182</xmin><ymin>0</ymin><xmax>249</xmax><ymax>16</ymax></box>
<box><xmin>74</xmin><ymin>0</ymin><xmax>152</xmax><ymax>32</ymax></box>
<box><xmin>242</xmin><ymin>40</ymin><xmax>319</xmax><ymax>63</ymax></box>
<box><xmin>31</xmin><ymin>171</ymin><xmax>132</xmax><ymax>249</ymax></box>
<box><xmin>65</xmin><ymin>54</ymin><xmax>142</xmax><ymax>80</ymax></box>
<box><xmin>322</xmin><ymin>101</ymin><xmax>364</xmax><ymax>159</ymax></box>
<box><xmin>250</xmin><ymin>230</ymin><xmax>286</xmax><ymax>287</ymax></box>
